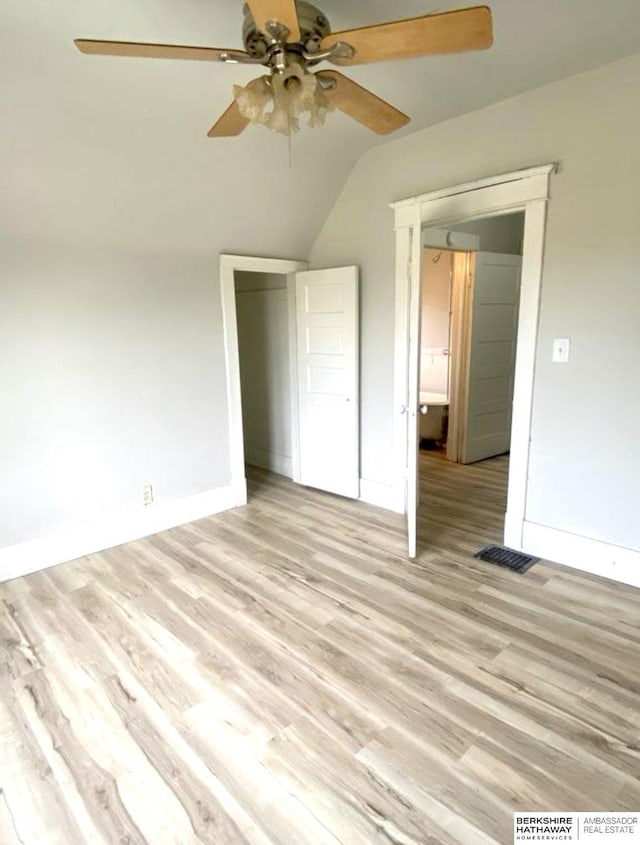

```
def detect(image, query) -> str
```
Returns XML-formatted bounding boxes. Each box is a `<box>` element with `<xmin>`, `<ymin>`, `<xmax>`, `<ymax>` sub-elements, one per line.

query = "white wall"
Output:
<box><xmin>309</xmin><ymin>53</ymin><xmax>640</xmax><ymax>556</ymax></box>
<box><xmin>235</xmin><ymin>271</ymin><xmax>293</xmax><ymax>477</ymax></box>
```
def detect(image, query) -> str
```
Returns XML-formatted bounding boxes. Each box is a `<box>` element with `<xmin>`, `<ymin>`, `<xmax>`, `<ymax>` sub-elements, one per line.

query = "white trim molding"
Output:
<box><xmin>522</xmin><ymin>521</ymin><xmax>640</xmax><ymax>590</ymax></box>
<box><xmin>391</xmin><ymin>164</ymin><xmax>558</xmax><ymax>556</ymax></box>
<box><xmin>219</xmin><ymin>254</ymin><xmax>308</xmax><ymax>505</ymax></box>
<box><xmin>0</xmin><ymin>485</ymin><xmax>236</xmax><ymax>584</ymax></box>
<box><xmin>390</xmin><ymin>164</ymin><xmax>557</xmax><ymax>220</ymax></box>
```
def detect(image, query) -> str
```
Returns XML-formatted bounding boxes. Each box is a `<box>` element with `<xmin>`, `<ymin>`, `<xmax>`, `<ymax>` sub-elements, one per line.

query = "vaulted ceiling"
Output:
<box><xmin>3</xmin><ymin>0</ymin><xmax>640</xmax><ymax>259</ymax></box>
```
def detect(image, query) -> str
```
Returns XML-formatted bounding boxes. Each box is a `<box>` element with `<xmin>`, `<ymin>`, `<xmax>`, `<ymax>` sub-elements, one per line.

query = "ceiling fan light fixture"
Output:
<box><xmin>308</xmin><ymin>82</ymin><xmax>333</xmax><ymax>128</ymax></box>
<box><xmin>233</xmin><ymin>64</ymin><xmax>334</xmax><ymax>135</ymax></box>
<box><xmin>233</xmin><ymin>75</ymin><xmax>272</xmax><ymax>122</ymax></box>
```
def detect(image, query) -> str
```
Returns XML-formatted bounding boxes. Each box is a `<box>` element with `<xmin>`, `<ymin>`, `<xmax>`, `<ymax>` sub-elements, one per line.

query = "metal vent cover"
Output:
<box><xmin>473</xmin><ymin>545</ymin><xmax>539</xmax><ymax>573</ymax></box>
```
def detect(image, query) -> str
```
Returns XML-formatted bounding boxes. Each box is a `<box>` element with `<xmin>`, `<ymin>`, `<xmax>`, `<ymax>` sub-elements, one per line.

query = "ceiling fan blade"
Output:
<box><xmin>207</xmin><ymin>101</ymin><xmax>250</xmax><ymax>137</ymax></box>
<box><xmin>245</xmin><ymin>0</ymin><xmax>301</xmax><ymax>42</ymax></box>
<box><xmin>321</xmin><ymin>6</ymin><xmax>493</xmax><ymax>65</ymax></box>
<box><xmin>74</xmin><ymin>39</ymin><xmax>249</xmax><ymax>62</ymax></box>
<box><xmin>318</xmin><ymin>71</ymin><xmax>409</xmax><ymax>135</ymax></box>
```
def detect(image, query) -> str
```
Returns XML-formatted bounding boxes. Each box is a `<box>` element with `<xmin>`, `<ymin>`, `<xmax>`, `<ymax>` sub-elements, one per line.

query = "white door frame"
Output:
<box><xmin>220</xmin><ymin>254</ymin><xmax>308</xmax><ymax>506</ymax></box>
<box><xmin>391</xmin><ymin>164</ymin><xmax>557</xmax><ymax>551</ymax></box>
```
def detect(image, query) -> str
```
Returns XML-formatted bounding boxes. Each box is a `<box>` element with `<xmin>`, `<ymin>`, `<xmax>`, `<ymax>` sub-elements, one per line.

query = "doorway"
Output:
<box><xmin>390</xmin><ymin>164</ymin><xmax>556</xmax><ymax>557</ymax></box>
<box><xmin>420</xmin><ymin>212</ymin><xmax>524</xmax><ymax>466</ymax></box>
<box><xmin>234</xmin><ymin>269</ymin><xmax>299</xmax><ymax>481</ymax></box>
<box><xmin>220</xmin><ymin>255</ymin><xmax>306</xmax><ymax>506</ymax></box>
<box><xmin>220</xmin><ymin>254</ymin><xmax>361</xmax><ymax>506</ymax></box>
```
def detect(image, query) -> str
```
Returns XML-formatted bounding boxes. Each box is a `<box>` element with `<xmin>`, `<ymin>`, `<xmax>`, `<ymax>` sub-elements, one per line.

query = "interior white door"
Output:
<box><xmin>295</xmin><ymin>266</ymin><xmax>359</xmax><ymax>498</ymax></box>
<box><xmin>462</xmin><ymin>251</ymin><xmax>522</xmax><ymax>464</ymax></box>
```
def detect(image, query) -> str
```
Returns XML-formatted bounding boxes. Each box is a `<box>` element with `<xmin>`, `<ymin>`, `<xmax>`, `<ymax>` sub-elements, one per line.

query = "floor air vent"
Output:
<box><xmin>473</xmin><ymin>545</ymin><xmax>539</xmax><ymax>573</ymax></box>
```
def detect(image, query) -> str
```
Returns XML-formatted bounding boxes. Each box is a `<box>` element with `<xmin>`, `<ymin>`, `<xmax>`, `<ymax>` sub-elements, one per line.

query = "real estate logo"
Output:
<box><xmin>514</xmin><ymin>812</ymin><xmax>640</xmax><ymax>843</ymax></box>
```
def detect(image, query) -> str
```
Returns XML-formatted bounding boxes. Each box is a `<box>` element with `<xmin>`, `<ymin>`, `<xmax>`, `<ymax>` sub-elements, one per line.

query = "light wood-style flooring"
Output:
<box><xmin>1</xmin><ymin>453</ymin><xmax>639</xmax><ymax>844</ymax></box>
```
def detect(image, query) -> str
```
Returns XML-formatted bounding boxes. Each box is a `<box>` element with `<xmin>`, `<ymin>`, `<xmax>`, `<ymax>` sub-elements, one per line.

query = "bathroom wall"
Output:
<box><xmin>420</xmin><ymin>248</ymin><xmax>452</xmax><ymax>395</ymax></box>
<box><xmin>234</xmin><ymin>271</ymin><xmax>293</xmax><ymax>477</ymax></box>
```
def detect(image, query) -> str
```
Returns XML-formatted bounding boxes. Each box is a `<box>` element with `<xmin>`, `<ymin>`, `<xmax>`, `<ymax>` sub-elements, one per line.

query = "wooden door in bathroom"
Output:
<box><xmin>460</xmin><ymin>252</ymin><xmax>523</xmax><ymax>463</ymax></box>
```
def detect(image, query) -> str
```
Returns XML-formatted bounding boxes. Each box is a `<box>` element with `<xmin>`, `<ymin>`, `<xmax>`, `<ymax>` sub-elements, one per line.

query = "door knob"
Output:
<box><xmin>418</xmin><ymin>404</ymin><xmax>428</xmax><ymax>415</ymax></box>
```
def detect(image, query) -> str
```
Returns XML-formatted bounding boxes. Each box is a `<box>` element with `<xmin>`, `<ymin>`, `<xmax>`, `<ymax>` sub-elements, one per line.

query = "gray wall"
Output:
<box><xmin>309</xmin><ymin>53</ymin><xmax>640</xmax><ymax>552</ymax></box>
<box><xmin>1</xmin><ymin>245</ymin><xmax>230</xmax><ymax>549</ymax></box>
<box><xmin>451</xmin><ymin>212</ymin><xmax>525</xmax><ymax>255</ymax></box>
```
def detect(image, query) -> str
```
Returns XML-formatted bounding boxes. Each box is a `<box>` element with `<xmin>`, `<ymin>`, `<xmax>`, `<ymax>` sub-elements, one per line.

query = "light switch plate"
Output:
<box><xmin>552</xmin><ymin>337</ymin><xmax>570</xmax><ymax>363</ymax></box>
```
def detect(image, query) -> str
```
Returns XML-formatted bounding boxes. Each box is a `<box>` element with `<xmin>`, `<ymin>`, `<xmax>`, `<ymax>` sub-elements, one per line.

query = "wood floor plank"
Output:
<box><xmin>0</xmin><ymin>790</ymin><xmax>23</xmax><ymax>845</ymax></box>
<box><xmin>102</xmin><ymin>672</ymin><xmax>263</xmax><ymax>845</ymax></box>
<box><xmin>0</xmin><ymin>696</ymin><xmax>89</xmax><ymax>845</ymax></box>
<box><xmin>0</xmin><ymin>450</ymin><xmax>638</xmax><ymax>843</ymax></box>
<box><xmin>356</xmin><ymin>726</ymin><xmax>510</xmax><ymax>844</ymax></box>
<box><xmin>262</xmin><ymin>717</ymin><xmax>436</xmax><ymax>845</ymax></box>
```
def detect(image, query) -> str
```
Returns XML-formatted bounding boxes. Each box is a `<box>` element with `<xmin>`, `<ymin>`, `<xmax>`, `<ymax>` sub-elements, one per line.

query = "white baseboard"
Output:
<box><xmin>0</xmin><ymin>484</ymin><xmax>236</xmax><ymax>584</ymax></box>
<box><xmin>521</xmin><ymin>520</ymin><xmax>640</xmax><ymax>589</ymax></box>
<box><xmin>233</xmin><ymin>477</ymin><xmax>248</xmax><ymax>507</ymax></box>
<box><xmin>359</xmin><ymin>479</ymin><xmax>405</xmax><ymax>514</ymax></box>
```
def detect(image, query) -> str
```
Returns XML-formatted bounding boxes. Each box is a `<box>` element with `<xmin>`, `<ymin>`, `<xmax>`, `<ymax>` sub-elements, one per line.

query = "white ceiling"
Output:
<box><xmin>2</xmin><ymin>0</ymin><xmax>640</xmax><ymax>258</ymax></box>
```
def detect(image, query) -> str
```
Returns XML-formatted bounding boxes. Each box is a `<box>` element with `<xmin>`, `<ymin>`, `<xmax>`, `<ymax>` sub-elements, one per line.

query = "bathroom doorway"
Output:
<box><xmin>391</xmin><ymin>164</ymin><xmax>555</xmax><ymax>558</ymax></box>
<box><xmin>419</xmin><ymin>211</ymin><xmax>525</xmax><ymax>465</ymax></box>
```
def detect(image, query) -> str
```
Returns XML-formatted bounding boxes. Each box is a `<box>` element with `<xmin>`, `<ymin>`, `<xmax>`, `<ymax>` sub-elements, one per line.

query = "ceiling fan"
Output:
<box><xmin>75</xmin><ymin>1</ymin><xmax>493</xmax><ymax>138</ymax></box>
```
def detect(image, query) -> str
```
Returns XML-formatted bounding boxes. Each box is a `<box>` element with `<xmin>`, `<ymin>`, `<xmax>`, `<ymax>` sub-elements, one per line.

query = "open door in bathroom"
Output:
<box><xmin>459</xmin><ymin>252</ymin><xmax>522</xmax><ymax>464</ymax></box>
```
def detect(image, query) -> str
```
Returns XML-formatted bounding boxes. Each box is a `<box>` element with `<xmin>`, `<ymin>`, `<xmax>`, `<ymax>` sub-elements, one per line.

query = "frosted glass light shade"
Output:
<box><xmin>233</xmin><ymin>76</ymin><xmax>272</xmax><ymax>123</ymax></box>
<box><xmin>234</xmin><ymin>67</ymin><xmax>334</xmax><ymax>135</ymax></box>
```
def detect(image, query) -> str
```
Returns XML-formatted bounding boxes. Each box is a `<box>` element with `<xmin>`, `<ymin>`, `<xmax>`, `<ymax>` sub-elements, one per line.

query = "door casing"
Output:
<box><xmin>220</xmin><ymin>254</ymin><xmax>307</xmax><ymax>506</ymax></box>
<box><xmin>391</xmin><ymin>164</ymin><xmax>557</xmax><ymax>556</ymax></box>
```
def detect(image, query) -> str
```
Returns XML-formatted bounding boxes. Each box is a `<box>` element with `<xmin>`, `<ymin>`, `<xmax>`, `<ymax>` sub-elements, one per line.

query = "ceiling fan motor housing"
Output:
<box><xmin>242</xmin><ymin>2</ymin><xmax>332</xmax><ymax>57</ymax></box>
